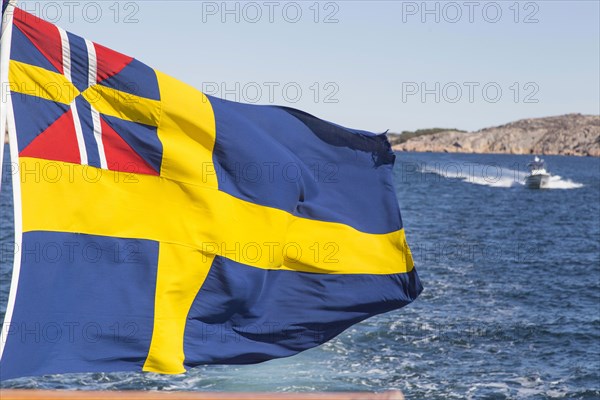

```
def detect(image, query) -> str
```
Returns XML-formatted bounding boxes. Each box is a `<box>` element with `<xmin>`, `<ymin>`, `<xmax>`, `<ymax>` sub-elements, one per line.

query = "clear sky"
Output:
<box><xmin>14</xmin><ymin>0</ymin><xmax>600</xmax><ymax>132</ymax></box>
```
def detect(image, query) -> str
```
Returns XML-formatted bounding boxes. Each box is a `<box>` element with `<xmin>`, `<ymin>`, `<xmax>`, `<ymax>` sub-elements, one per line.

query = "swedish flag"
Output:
<box><xmin>0</xmin><ymin>3</ymin><xmax>422</xmax><ymax>380</ymax></box>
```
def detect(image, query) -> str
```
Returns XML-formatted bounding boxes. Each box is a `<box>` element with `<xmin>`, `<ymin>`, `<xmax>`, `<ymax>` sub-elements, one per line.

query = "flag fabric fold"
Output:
<box><xmin>0</xmin><ymin>3</ymin><xmax>422</xmax><ymax>381</ymax></box>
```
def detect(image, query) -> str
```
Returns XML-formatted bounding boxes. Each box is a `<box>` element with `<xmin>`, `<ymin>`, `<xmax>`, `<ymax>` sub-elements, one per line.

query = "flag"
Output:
<box><xmin>0</xmin><ymin>3</ymin><xmax>422</xmax><ymax>381</ymax></box>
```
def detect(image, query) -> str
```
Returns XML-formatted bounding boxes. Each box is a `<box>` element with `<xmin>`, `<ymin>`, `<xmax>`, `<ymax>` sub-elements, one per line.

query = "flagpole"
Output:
<box><xmin>0</xmin><ymin>0</ymin><xmax>17</xmax><ymax>362</ymax></box>
<box><xmin>0</xmin><ymin>0</ymin><xmax>16</xmax><ymax>193</ymax></box>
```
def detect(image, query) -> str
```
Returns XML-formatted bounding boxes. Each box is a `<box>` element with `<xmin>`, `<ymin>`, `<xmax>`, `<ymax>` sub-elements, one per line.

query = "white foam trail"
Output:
<box><xmin>419</xmin><ymin>164</ymin><xmax>584</xmax><ymax>190</ymax></box>
<box><xmin>544</xmin><ymin>175</ymin><xmax>584</xmax><ymax>190</ymax></box>
<box><xmin>468</xmin><ymin>175</ymin><xmax>520</xmax><ymax>188</ymax></box>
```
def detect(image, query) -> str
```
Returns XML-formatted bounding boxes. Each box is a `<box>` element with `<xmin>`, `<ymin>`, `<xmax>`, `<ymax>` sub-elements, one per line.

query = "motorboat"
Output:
<box><xmin>525</xmin><ymin>156</ymin><xmax>550</xmax><ymax>189</ymax></box>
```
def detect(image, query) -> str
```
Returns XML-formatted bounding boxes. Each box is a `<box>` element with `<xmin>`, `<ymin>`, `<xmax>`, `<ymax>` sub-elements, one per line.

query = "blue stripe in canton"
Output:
<box><xmin>98</xmin><ymin>59</ymin><xmax>160</xmax><ymax>101</ymax></box>
<box><xmin>183</xmin><ymin>257</ymin><xmax>422</xmax><ymax>366</ymax></box>
<box><xmin>0</xmin><ymin>232</ymin><xmax>158</xmax><ymax>381</ymax></box>
<box><xmin>75</xmin><ymin>96</ymin><xmax>101</xmax><ymax>168</ymax></box>
<box><xmin>209</xmin><ymin>96</ymin><xmax>401</xmax><ymax>234</ymax></box>
<box><xmin>10</xmin><ymin>26</ymin><xmax>60</xmax><ymax>74</ymax></box>
<box><xmin>101</xmin><ymin>114</ymin><xmax>163</xmax><ymax>174</ymax></box>
<box><xmin>11</xmin><ymin>92</ymin><xmax>70</xmax><ymax>153</ymax></box>
<box><xmin>66</xmin><ymin>32</ymin><xmax>89</xmax><ymax>92</ymax></box>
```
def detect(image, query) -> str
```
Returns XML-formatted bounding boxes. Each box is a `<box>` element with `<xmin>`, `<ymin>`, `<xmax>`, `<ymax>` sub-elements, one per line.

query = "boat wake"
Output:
<box><xmin>419</xmin><ymin>164</ymin><xmax>584</xmax><ymax>189</ymax></box>
<box><xmin>543</xmin><ymin>175</ymin><xmax>584</xmax><ymax>190</ymax></box>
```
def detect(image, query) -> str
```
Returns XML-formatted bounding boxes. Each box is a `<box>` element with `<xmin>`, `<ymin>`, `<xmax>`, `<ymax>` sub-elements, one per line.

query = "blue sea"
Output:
<box><xmin>1</xmin><ymin>147</ymin><xmax>599</xmax><ymax>399</ymax></box>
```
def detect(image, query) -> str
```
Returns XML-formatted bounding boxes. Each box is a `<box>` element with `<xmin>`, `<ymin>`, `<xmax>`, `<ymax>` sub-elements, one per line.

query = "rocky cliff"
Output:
<box><xmin>391</xmin><ymin>114</ymin><xmax>600</xmax><ymax>156</ymax></box>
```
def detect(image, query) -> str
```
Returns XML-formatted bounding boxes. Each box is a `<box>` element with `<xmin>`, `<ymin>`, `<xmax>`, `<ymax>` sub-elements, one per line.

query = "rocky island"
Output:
<box><xmin>390</xmin><ymin>114</ymin><xmax>600</xmax><ymax>157</ymax></box>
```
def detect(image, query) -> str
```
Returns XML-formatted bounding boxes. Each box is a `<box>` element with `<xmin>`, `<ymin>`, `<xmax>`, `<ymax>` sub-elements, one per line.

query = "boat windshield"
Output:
<box><xmin>528</xmin><ymin>157</ymin><xmax>547</xmax><ymax>172</ymax></box>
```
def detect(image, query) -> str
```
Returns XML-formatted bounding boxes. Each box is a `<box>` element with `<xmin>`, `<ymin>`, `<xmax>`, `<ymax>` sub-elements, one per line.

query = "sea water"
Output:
<box><xmin>1</xmin><ymin>147</ymin><xmax>599</xmax><ymax>399</ymax></box>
